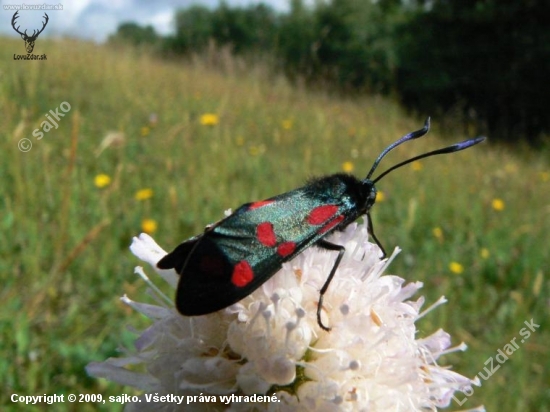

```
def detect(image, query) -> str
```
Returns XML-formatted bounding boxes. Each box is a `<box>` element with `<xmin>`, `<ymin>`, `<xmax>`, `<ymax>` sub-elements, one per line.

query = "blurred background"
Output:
<box><xmin>1</xmin><ymin>0</ymin><xmax>548</xmax><ymax>410</ymax></box>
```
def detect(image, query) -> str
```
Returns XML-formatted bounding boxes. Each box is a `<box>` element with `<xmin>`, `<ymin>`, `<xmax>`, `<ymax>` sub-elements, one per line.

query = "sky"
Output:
<box><xmin>1</xmin><ymin>0</ymin><xmax>296</xmax><ymax>43</ymax></box>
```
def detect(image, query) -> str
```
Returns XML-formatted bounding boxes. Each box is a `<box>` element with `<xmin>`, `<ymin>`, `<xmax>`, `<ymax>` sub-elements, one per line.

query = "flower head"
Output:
<box><xmin>411</xmin><ymin>160</ymin><xmax>424</xmax><ymax>171</ymax></box>
<box><xmin>491</xmin><ymin>198</ymin><xmax>505</xmax><ymax>212</ymax></box>
<box><xmin>96</xmin><ymin>132</ymin><xmax>125</xmax><ymax>156</ymax></box>
<box><xmin>200</xmin><ymin>113</ymin><xmax>219</xmax><ymax>126</ymax></box>
<box><xmin>141</xmin><ymin>219</ymin><xmax>157</xmax><ymax>234</ymax></box>
<box><xmin>449</xmin><ymin>261</ymin><xmax>464</xmax><ymax>275</ymax></box>
<box><xmin>140</xmin><ymin>126</ymin><xmax>151</xmax><ymax>137</ymax></box>
<box><xmin>135</xmin><ymin>188</ymin><xmax>153</xmax><ymax>201</ymax></box>
<box><xmin>342</xmin><ymin>161</ymin><xmax>354</xmax><ymax>173</ymax></box>
<box><xmin>433</xmin><ymin>226</ymin><xmax>444</xmax><ymax>241</ymax></box>
<box><xmin>94</xmin><ymin>174</ymin><xmax>111</xmax><ymax>188</ymax></box>
<box><xmin>149</xmin><ymin>113</ymin><xmax>158</xmax><ymax>127</ymax></box>
<box><xmin>87</xmin><ymin>220</ymin><xmax>480</xmax><ymax>411</ymax></box>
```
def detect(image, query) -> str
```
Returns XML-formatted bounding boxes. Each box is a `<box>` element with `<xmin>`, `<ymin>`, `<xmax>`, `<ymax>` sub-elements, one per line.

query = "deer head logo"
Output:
<box><xmin>11</xmin><ymin>11</ymin><xmax>49</xmax><ymax>54</ymax></box>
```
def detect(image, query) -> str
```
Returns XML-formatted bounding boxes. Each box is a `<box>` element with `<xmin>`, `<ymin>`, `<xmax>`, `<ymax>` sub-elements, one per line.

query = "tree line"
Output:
<box><xmin>110</xmin><ymin>0</ymin><xmax>550</xmax><ymax>145</ymax></box>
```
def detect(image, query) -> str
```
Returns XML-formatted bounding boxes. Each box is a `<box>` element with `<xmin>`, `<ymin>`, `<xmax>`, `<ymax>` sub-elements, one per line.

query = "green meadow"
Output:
<box><xmin>1</xmin><ymin>38</ymin><xmax>548</xmax><ymax>411</ymax></box>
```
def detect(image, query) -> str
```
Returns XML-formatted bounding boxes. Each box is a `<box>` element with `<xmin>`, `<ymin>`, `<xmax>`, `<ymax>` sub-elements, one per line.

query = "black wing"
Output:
<box><xmin>158</xmin><ymin>175</ymin><xmax>365</xmax><ymax>315</ymax></box>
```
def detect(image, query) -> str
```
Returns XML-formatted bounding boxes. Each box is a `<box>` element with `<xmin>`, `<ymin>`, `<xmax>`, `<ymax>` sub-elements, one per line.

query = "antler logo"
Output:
<box><xmin>11</xmin><ymin>11</ymin><xmax>49</xmax><ymax>54</ymax></box>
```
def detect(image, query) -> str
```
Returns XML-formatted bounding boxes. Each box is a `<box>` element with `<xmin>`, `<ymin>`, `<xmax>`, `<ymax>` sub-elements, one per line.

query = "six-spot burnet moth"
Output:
<box><xmin>158</xmin><ymin>118</ymin><xmax>485</xmax><ymax>331</ymax></box>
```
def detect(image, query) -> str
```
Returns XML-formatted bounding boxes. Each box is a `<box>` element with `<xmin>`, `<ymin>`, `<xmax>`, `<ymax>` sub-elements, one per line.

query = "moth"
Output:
<box><xmin>158</xmin><ymin>118</ymin><xmax>484</xmax><ymax>330</ymax></box>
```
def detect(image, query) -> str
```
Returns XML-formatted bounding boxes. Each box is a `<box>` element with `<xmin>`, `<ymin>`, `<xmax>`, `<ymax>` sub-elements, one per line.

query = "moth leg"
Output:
<box><xmin>367</xmin><ymin>212</ymin><xmax>386</xmax><ymax>259</ymax></box>
<box><xmin>316</xmin><ymin>239</ymin><xmax>346</xmax><ymax>332</ymax></box>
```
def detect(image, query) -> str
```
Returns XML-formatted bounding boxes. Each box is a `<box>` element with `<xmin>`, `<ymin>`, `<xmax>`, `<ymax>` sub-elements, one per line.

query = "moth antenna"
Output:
<box><xmin>365</xmin><ymin>117</ymin><xmax>431</xmax><ymax>180</ymax></box>
<box><xmin>373</xmin><ymin>136</ymin><xmax>486</xmax><ymax>184</ymax></box>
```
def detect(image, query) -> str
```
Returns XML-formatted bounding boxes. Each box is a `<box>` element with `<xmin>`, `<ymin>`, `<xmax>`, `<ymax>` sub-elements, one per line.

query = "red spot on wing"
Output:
<box><xmin>277</xmin><ymin>241</ymin><xmax>296</xmax><ymax>257</ymax></box>
<box><xmin>319</xmin><ymin>215</ymin><xmax>345</xmax><ymax>234</ymax></box>
<box><xmin>231</xmin><ymin>260</ymin><xmax>254</xmax><ymax>287</ymax></box>
<box><xmin>249</xmin><ymin>200</ymin><xmax>274</xmax><ymax>210</ymax></box>
<box><xmin>257</xmin><ymin>222</ymin><xmax>277</xmax><ymax>247</ymax></box>
<box><xmin>307</xmin><ymin>205</ymin><xmax>339</xmax><ymax>225</ymax></box>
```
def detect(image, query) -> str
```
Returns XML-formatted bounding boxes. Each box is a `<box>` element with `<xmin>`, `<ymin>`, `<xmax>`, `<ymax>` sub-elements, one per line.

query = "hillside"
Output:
<box><xmin>1</xmin><ymin>38</ymin><xmax>548</xmax><ymax>411</ymax></box>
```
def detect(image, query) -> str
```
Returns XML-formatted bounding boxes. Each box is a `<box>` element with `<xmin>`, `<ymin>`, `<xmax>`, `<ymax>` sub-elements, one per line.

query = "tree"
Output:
<box><xmin>396</xmin><ymin>0</ymin><xmax>550</xmax><ymax>142</ymax></box>
<box><xmin>108</xmin><ymin>22</ymin><xmax>159</xmax><ymax>46</ymax></box>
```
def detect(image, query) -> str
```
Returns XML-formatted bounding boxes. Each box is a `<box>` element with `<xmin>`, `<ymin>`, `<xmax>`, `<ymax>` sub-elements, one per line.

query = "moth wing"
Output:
<box><xmin>159</xmin><ymin>189</ymin><xmax>350</xmax><ymax>315</ymax></box>
<box><xmin>156</xmin><ymin>234</ymin><xmax>201</xmax><ymax>274</ymax></box>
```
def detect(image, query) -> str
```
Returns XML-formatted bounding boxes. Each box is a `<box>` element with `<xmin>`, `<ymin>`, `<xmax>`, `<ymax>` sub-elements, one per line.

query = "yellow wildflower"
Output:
<box><xmin>200</xmin><ymin>113</ymin><xmax>219</xmax><ymax>126</ymax></box>
<box><xmin>376</xmin><ymin>191</ymin><xmax>385</xmax><ymax>202</ymax></box>
<box><xmin>449</xmin><ymin>261</ymin><xmax>464</xmax><ymax>275</ymax></box>
<box><xmin>141</xmin><ymin>219</ymin><xmax>157</xmax><ymax>234</ymax></box>
<box><xmin>411</xmin><ymin>161</ymin><xmax>423</xmax><ymax>171</ymax></box>
<box><xmin>135</xmin><ymin>188</ymin><xmax>153</xmax><ymax>201</ymax></box>
<box><xmin>94</xmin><ymin>174</ymin><xmax>111</xmax><ymax>189</ymax></box>
<box><xmin>281</xmin><ymin>119</ymin><xmax>293</xmax><ymax>130</ymax></box>
<box><xmin>480</xmin><ymin>248</ymin><xmax>490</xmax><ymax>259</ymax></box>
<box><xmin>432</xmin><ymin>227</ymin><xmax>443</xmax><ymax>240</ymax></box>
<box><xmin>491</xmin><ymin>198</ymin><xmax>505</xmax><ymax>211</ymax></box>
<box><xmin>140</xmin><ymin>126</ymin><xmax>150</xmax><ymax>136</ymax></box>
<box><xmin>342</xmin><ymin>161</ymin><xmax>354</xmax><ymax>173</ymax></box>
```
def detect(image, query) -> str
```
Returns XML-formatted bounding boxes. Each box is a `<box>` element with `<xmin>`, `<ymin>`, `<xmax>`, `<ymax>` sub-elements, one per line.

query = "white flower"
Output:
<box><xmin>87</xmin><ymin>220</ymin><xmax>483</xmax><ymax>411</ymax></box>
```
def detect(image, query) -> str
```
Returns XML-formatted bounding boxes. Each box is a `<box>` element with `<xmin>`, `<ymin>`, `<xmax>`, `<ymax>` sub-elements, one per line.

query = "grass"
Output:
<box><xmin>1</xmin><ymin>37</ymin><xmax>548</xmax><ymax>411</ymax></box>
